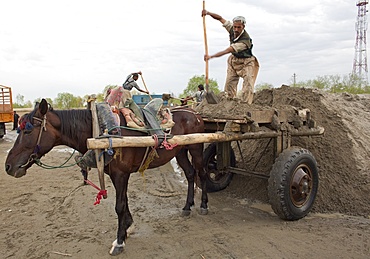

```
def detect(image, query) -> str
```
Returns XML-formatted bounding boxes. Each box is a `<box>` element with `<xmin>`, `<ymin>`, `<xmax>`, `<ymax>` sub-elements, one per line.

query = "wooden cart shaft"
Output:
<box><xmin>87</xmin><ymin>127</ymin><xmax>324</xmax><ymax>150</ymax></box>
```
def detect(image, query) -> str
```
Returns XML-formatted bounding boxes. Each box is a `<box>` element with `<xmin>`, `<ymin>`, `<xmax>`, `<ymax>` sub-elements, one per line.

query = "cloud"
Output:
<box><xmin>0</xmin><ymin>0</ymin><xmax>363</xmax><ymax>102</ymax></box>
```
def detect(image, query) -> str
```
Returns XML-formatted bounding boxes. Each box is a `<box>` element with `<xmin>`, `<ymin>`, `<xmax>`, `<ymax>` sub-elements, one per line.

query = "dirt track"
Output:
<box><xmin>1</xmin><ymin>125</ymin><xmax>369</xmax><ymax>259</ymax></box>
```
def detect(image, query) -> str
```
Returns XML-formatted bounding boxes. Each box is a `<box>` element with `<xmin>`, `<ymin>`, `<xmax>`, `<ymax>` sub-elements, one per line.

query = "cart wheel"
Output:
<box><xmin>198</xmin><ymin>143</ymin><xmax>235</xmax><ymax>192</ymax></box>
<box><xmin>268</xmin><ymin>147</ymin><xmax>318</xmax><ymax>221</ymax></box>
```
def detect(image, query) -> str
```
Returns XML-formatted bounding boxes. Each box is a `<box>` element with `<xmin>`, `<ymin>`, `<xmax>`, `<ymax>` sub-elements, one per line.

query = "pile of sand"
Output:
<box><xmin>196</xmin><ymin>86</ymin><xmax>370</xmax><ymax>217</ymax></box>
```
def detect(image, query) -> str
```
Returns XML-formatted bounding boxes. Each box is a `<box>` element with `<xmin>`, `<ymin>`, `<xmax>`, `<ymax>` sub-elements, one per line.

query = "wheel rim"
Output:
<box><xmin>290</xmin><ymin>164</ymin><xmax>313</xmax><ymax>207</ymax></box>
<box><xmin>206</xmin><ymin>153</ymin><xmax>227</xmax><ymax>183</ymax></box>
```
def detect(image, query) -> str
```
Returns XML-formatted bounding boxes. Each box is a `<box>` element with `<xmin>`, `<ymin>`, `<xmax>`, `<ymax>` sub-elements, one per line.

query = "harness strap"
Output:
<box><xmin>21</xmin><ymin>115</ymin><xmax>47</xmax><ymax>168</ymax></box>
<box><xmin>35</xmin><ymin>115</ymin><xmax>47</xmax><ymax>147</ymax></box>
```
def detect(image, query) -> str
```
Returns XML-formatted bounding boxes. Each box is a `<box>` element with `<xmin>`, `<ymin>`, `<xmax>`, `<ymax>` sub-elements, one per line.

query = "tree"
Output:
<box><xmin>34</xmin><ymin>97</ymin><xmax>54</xmax><ymax>107</ymax></box>
<box><xmin>289</xmin><ymin>74</ymin><xmax>370</xmax><ymax>94</ymax></box>
<box><xmin>180</xmin><ymin>75</ymin><xmax>220</xmax><ymax>98</ymax></box>
<box><xmin>13</xmin><ymin>94</ymin><xmax>34</xmax><ymax>108</ymax></box>
<box><xmin>95</xmin><ymin>93</ymin><xmax>105</xmax><ymax>103</ymax></box>
<box><xmin>16</xmin><ymin>94</ymin><xmax>25</xmax><ymax>105</ymax></box>
<box><xmin>54</xmin><ymin>92</ymin><xmax>83</xmax><ymax>109</ymax></box>
<box><xmin>255</xmin><ymin>82</ymin><xmax>273</xmax><ymax>91</ymax></box>
<box><xmin>25</xmin><ymin>100</ymin><xmax>33</xmax><ymax>107</ymax></box>
<box><xmin>13</xmin><ymin>94</ymin><xmax>25</xmax><ymax>108</ymax></box>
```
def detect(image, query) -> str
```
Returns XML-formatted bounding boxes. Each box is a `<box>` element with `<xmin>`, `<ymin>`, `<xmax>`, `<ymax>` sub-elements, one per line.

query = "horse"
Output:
<box><xmin>5</xmin><ymin>98</ymin><xmax>208</xmax><ymax>256</ymax></box>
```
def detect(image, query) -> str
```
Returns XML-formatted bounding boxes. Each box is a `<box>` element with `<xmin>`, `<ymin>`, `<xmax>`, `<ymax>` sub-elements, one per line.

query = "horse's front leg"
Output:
<box><xmin>74</xmin><ymin>153</ymin><xmax>89</xmax><ymax>184</ymax></box>
<box><xmin>176</xmin><ymin>149</ymin><xmax>195</xmax><ymax>216</ymax></box>
<box><xmin>109</xmin><ymin>172</ymin><xmax>133</xmax><ymax>256</ymax></box>
<box><xmin>81</xmin><ymin>169</ymin><xmax>88</xmax><ymax>184</ymax></box>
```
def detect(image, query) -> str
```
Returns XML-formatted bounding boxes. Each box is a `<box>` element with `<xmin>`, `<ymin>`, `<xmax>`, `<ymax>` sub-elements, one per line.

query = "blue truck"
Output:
<box><xmin>132</xmin><ymin>94</ymin><xmax>168</xmax><ymax>107</ymax></box>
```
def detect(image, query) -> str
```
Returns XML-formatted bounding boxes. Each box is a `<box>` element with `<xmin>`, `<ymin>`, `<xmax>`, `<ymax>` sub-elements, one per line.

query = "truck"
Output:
<box><xmin>0</xmin><ymin>85</ymin><xmax>14</xmax><ymax>138</ymax></box>
<box><xmin>132</xmin><ymin>94</ymin><xmax>168</xmax><ymax>108</ymax></box>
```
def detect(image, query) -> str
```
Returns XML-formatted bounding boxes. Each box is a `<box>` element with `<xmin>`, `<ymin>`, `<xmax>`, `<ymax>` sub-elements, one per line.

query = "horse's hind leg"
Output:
<box><xmin>189</xmin><ymin>143</ymin><xmax>208</xmax><ymax>215</ymax></box>
<box><xmin>176</xmin><ymin>148</ymin><xmax>196</xmax><ymax>216</ymax></box>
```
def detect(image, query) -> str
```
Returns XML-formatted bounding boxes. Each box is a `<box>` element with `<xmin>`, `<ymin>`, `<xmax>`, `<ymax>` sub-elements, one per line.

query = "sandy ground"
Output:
<box><xmin>1</xmin><ymin>88</ymin><xmax>370</xmax><ymax>258</ymax></box>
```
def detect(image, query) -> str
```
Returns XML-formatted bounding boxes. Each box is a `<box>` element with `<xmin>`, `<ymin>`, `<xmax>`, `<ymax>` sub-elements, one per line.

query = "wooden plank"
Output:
<box><xmin>89</xmin><ymin>96</ymin><xmax>107</xmax><ymax>198</ymax></box>
<box><xmin>87</xmin><ymin>131</ymin><xmax>281</xmax><ymax>149</ymax></box>
<box><xmin>87</xmin><ymin>125</ymin><xmax>324</xmax><ymax>150</ymax></box>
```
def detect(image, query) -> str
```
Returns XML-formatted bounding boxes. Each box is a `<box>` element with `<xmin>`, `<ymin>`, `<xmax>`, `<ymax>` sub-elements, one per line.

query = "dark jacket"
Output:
<box><xmin>229</xmin><ymin>29</ymin><xmax>253</xmax><ymax>58</ymax></box>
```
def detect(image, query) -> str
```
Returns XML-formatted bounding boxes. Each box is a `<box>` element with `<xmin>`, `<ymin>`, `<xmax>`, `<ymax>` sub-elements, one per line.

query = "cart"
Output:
<box><xmin>0</xmin><ymin>85</ymin><xmax>14</xmax><ymax>138</ymax></box>
<box><xmin>87</xmin><ymin>105</ymin><xmax>324</xmax><ymax>221</ymax></box>
<box><xmin>199</xmin><ymin>106</ymin><xmax>324</xmax><ymax>220</ymax></box>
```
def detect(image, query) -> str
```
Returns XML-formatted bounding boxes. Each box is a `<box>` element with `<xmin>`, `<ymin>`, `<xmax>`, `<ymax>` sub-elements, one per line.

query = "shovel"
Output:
<box><xmin>162</xmin><ymin>93</ymin><xmax>197</xmax><ymax>105</ymax></box>
<box><xmin>202</xmin><ymin>0</ymin><xmax>219</xmax><ymax>104</ymax></box>
<box><xmin>140</xmin><ymin>74</ymin><xmax>153</xmax><ymax>100</ymax></box>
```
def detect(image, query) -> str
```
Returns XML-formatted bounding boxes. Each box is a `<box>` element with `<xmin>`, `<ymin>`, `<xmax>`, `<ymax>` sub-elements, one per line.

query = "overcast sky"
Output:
<box><xmin>0</xmin><ymin>0</ymin><xmax>360</xmax><ymax>102</ymax></box>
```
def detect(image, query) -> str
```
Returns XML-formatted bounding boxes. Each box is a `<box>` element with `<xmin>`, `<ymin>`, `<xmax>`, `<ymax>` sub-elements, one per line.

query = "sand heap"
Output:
<box><xmin>195</xmin><ymin>86</ymin><xmax>370</xmax><ymax>217</ymax></box>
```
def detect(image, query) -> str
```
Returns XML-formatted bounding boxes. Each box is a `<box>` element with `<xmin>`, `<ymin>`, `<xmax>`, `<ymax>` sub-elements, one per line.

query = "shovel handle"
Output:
<box><xmin>202</xmin><ymin>0</ymin><xmax>209</xmax><ymax>89</ymax></box>
<box><xmin>140</xmin><ymin>74</ymin><xmax>152</xmax><ymax>100</ymax></box>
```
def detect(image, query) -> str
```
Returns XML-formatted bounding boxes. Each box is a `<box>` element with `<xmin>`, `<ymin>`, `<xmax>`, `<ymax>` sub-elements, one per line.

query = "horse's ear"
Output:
<box><xmin>39</xmin><ymin>99</ymin><xmax>48</xmax><ymax>115</ymax></box>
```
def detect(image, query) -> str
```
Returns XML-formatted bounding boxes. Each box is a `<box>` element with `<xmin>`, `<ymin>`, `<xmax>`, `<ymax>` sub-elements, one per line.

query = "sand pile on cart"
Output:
<box><xmin>195</xmin><ymin>86</ymin><xmax>370</xmax><ymax>217</ymax></box>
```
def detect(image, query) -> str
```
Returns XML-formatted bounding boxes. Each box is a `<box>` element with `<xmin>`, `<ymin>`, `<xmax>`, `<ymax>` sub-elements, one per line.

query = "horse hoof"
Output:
<box><xmin>109</xmin><ymin>246</ymin><xmax>124</xmax><ymax>256</ymax></box>
<box><xmin>199</xmin><ymin>208</ymin><xmax>208</xmax><ymax>215</ymax></box>
<box><xmin>109</xmin><ymin>239</ymin><xmax>125</xmax><ymax>256</ymax></box>
<box><xmin>181</xmin><ymin>210</ymin><xmax>191</xmax><ymax>217</ymax></box>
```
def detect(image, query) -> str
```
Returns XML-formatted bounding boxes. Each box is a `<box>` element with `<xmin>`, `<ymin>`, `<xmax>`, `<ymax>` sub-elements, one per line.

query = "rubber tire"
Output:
<box><xmin>268</xmin><ymin>147</ymin><xmax>319</xmax><ymax>221</ymax></box>
<box><xmin>198</xmin><ymin>143</ymin><xmax>235</xmax><ymax>192</ymax></box>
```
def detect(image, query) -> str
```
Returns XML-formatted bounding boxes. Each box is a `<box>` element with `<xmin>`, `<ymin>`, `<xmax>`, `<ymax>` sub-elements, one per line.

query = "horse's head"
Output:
<box><xmin>5</xmin><ymin>99</ymin><xmax>61</xmax><ymax>178</ymax></box>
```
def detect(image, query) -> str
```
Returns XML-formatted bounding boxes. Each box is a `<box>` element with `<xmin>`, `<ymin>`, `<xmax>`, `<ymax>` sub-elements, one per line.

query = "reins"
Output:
<box><xmin>20</xmin><ymin>114</ymin><xmax>81</xmax><ymax>169</ymax></box>
<box><xmin>20</xmin><ymin>108</ymin><xmax>195</xmax><ymax>170</ymax></box>
<box><xmin>34</xmin><ymin>149</ymin><xmax>78</xmax><ymax>169</ymax></box>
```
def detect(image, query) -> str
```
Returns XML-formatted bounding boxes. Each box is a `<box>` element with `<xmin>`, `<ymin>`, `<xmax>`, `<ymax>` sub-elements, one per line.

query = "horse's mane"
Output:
<box><xmin>25</xmin><ymin>105</ymin><xmax>91</xmax><ymax>141</ymax></box>
<box><xmin>53</xmin><ymin>109</ymin><xmax>92</xmax><ymax>139</ymax></box>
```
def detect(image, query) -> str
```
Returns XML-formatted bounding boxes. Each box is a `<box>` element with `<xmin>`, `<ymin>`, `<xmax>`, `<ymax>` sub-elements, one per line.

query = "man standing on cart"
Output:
<box><xmin>202</xmin><ymin>9</ymin><xmax>259</xmax><ymax>104</ymax></box>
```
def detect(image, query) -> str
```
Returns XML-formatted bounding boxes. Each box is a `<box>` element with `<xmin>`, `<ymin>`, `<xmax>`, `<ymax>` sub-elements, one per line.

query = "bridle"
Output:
<box><xmin>20</xmin><ymin>115</ymin><xmax>47</xmax><ymax>168</ymax></box>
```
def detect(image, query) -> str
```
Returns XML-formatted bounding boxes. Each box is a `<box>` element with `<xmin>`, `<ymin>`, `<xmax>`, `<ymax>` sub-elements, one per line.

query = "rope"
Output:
<box><xmin>34</xmin><ymin>149</ymin><xmax>78</xmax><ymax>169</ymax></box>
<box><xmin>138</xmin><ymin>147</ymin><xmax>150</xmax><ymax>173</ymax></box>
<box><xmin>138</xmin><ymin>148</ymin><xmax>159</xmax><ymax>176</ymax></box>
<box><xmin>152</xmin><ymin>134</ymin><xmax>159</xmax><ymax>149</ymax></box>
<box><xmin>161</xmin><ymin>133</ymin><xmax>178</xmax><ymax>150</ymax></box>
<box><xmin>84</xmin><ymin>179</ymin><xmax>107</xmax><ymax>205</ymax></box>
<box><xmin>138</xmin><ymin>134</ymin><xmax>160</xmax><ymax>175</ymax></box>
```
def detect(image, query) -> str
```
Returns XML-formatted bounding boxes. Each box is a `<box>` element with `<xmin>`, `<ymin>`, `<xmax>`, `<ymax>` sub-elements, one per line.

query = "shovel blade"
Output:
<box><xmin>205</xmin><ymin>91</ymin><xmax>218</xmax><ymax>104</ymax></box>
<box><xmin>205</xmin><ymin>83</ymin><xmax>218</xmax><ymax>104</ymax></box>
